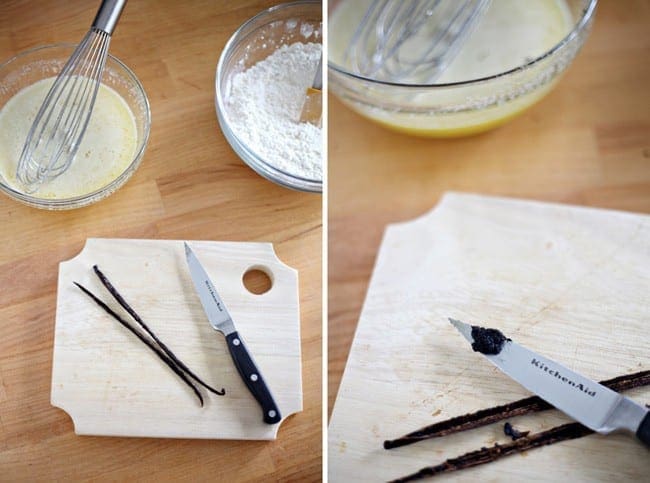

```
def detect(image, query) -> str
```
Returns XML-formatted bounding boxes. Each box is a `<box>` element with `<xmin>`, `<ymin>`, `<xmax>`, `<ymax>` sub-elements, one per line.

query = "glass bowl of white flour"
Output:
<box><xmin>216</xmin><ymin>1</ymin><xmax>323</xmax><ymax>193</ymax></box>
<box><xmin>0</xmin><ymin>44</ymin><xmax>150</xmax><ymax>209</ymax></box>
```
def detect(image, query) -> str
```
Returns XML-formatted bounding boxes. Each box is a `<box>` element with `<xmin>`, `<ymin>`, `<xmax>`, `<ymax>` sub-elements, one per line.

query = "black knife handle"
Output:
<box><xmin>637</xmin><ymin>412</ymin><xmax>650</xmax><ymax>447</ymax></box>
<box><xmin>225</xmin><ymin>332</ymin><xmax>282</xmax><ymax>424</ymax></box>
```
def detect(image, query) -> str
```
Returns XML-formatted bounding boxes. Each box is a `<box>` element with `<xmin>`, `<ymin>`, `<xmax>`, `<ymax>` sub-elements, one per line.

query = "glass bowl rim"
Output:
<box><xmin>0</xmin><ymin>42</ymin><xmax>151</xmax><ymax>208</ymax></box>
<box><xmin>327</xmin><ymin>0</ymin><xmax>597</xmax><ymax>88</ymax></box>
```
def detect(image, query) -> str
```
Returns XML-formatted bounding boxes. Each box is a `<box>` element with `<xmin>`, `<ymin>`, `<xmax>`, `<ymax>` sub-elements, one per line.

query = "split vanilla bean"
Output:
<box><xmin>92</xmin><ymin>265</ymin><xmax>225</xmax><ymax>396</ymax></box>
<box><xmin>389</xmin><ymin>422</ymin><xmax>594</xmax><ymax>482</ymax></box>
<box><xmin>384</xmin><ymin>370</ymin><xmax>649</xmax><ymax>449</ymax></box>
<box><xmin>74</xmin><ymin>282</ymin><xmax>205</xmax><ymax>406</ymax></box>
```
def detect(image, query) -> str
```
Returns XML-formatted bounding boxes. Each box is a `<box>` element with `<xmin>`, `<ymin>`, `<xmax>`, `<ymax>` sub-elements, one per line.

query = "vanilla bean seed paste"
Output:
<box><xmin>470</xmin><ymin>325</ymin><xmax>510</xmax><ymax>355</ymax></box>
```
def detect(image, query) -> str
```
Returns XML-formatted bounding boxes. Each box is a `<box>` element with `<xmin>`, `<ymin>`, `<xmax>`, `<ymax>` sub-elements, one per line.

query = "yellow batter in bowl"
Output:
<box><xmin>0</xmin><ymin>78</ymin><xmax>138</xmax><ymax>199</ymax></box>
<box><xmin>328</xmin><ymin>0</ymin><xmax>597</xmax><ymax>137</ymax></box>
<box><xmin>0</xmin><ymin>44</ymin><xmax>150</xmax><ymax>209</ymax></box>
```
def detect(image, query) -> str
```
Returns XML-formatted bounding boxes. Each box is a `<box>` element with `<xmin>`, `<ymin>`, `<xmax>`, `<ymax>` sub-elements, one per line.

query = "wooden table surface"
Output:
<box><xmin>0</xmin><ymin>1</ymin><xmax>322</xmax><ymax>480</ymax></box>
<box><xmin>328</xmin><ymin>0</ymin><xmax>650</xmax><ymax>417</ymax></box>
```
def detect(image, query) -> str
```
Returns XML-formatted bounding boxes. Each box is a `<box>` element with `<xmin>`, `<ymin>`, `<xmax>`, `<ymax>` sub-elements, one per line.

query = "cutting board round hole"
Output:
<box><xmin>243</xmin><ymin>266</ymin><xmax>273</xmax><ymax>295</ymax></box>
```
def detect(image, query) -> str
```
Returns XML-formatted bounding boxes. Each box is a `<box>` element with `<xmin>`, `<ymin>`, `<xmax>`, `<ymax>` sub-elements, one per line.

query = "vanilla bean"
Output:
<box><xmin>389</xmin><ymin>422</ymin><xmax>594</xmax><ymax>482</ymax></box>
<box><xmin>92</xmin><ymin>265</ymin><xmax>225</xmax><ymax>396</ymax></box>
<box><xmin>74</xmin><ymin>282</ymin><xmax>204</xmax><ymax>406</ymax></box>
<box><xmin>384</xmin><ymin>370</ymin><xmax>649</xmax><ymax>449</ymax></box>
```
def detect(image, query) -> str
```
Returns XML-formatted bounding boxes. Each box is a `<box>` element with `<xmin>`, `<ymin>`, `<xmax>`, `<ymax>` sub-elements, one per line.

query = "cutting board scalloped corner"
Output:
<box><xmin>51</xmin><ymin>238</ymin><xmax>302</xmax><ymax>440</ymax></box>
<box><xmin>329</xmin><ymin>193</ymin><xmax>649</xmax><ymax>481</ymax></box>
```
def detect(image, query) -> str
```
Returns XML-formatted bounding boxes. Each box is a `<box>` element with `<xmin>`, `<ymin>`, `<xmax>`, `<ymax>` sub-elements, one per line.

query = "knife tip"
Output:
<box><xmin>183</xmin><ymin>241</ymin><xmax>191</xmax><ymax>257</ymax></box>
<box><xmin>448</xmin><ymin>318</ymin><xmax>464</xmax><ymax>328</ymax></box>
<box><xmin>449</xmin><ymin>318</ymin><xmax>474</xmax><ymax>343</ymax></box>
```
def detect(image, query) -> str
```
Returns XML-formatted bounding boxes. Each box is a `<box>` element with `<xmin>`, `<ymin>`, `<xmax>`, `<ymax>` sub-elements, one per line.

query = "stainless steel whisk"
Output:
<box><xmin>345</xmin><ymin>0</ymin><xmax>491</xmax><ymax>84</ymax></box>
<box><xmin>16</xmin><ymin>0</ymin><xmax>127</xmax><ymax>192</ymax></box>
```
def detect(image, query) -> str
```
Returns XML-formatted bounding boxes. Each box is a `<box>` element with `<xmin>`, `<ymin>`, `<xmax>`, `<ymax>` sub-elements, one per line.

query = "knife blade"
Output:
<box><xmin>449</xmin><ymin>318</ymin><xmax>649</xmax><ymax>446</ymax></box>
<box><xmin>184</xmin><ymin>242</ymin><xmax>281</xmax><ymax>424</ymax></box>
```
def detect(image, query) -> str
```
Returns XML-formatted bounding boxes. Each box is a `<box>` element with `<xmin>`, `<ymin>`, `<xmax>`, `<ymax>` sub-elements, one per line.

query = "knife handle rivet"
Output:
<box><xmin>268</xmin><ymin>410</ymin><xmax>277</xmax><ymax>418</ymax></box>
<box><xmin>250</xmin><ymin>374</ymin><xmax>258</xmax><ymax>382</ymax></box>
<box><xmin>233</xmin><ymin>338</ymin><xmax>241</xmax><ymax>346</ymax></box>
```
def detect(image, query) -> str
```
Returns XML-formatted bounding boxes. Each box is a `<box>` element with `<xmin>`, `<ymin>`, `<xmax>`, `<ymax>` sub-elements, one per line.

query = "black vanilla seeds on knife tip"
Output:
<box><xmin>470</xmin><ymin>325</ymin><xmax>510</xmax><ymax>355</ymax></box>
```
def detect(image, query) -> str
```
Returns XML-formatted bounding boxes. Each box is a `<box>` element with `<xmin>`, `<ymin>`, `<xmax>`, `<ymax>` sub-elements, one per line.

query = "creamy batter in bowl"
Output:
<box><xmin>329</xmin><ymin>0</ymin><xmax>597</xmax><ymax>137</ymax></box>
<box><xmin>0</xmin><ymin>44</ymin><xmax>150</xmax><ymax>209</ymax></box>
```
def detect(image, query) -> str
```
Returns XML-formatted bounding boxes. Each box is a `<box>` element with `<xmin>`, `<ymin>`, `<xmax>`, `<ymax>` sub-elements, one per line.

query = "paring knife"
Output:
<box><xmin>449</xmin><ymin>318</ymin><xmax>649</xmax><ymax>446</ymax></box>
<box><xmin>184</xmin><ymin>242</ymin><xmax>281</xmax><ymax>424</ymax></box>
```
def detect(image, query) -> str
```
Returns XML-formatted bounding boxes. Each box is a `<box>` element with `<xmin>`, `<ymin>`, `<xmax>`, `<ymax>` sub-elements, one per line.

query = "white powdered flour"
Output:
<box><xmin>226</xmin><ymin>42</ymin><xmax>322</xmax><ymax>181</ymax></box>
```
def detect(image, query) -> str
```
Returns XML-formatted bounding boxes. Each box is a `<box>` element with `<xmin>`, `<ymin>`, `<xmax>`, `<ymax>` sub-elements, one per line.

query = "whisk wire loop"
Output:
<box><xmin>16</xmin><ymin>29</ymin><xmax>111</xmax><ymax>191</ymax></box>
<box><xmin>344</xmin><ymin>0</ymin><xmax>491</xmax><ymax>84</ymax></box>
<box><xmin>15</xmin><ymin>0</ymin><xmax>125</xmax><ymax>192</ymax></box>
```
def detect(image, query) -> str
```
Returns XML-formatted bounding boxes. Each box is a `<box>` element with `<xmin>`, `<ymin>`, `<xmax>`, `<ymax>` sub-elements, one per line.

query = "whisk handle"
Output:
<box><xmin>92</xmin><ymin>0</ymin><xmax>127</xmax><ymax>35</ymax></box>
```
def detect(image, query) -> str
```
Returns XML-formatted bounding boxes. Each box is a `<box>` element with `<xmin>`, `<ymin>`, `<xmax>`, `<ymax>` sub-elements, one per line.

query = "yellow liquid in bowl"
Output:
<box><xmin>329</xmin><ymin>0</ymin><xmax>574</xmax><ymax>137</ymax></box>
<box><xmin>0</xmin><ymin>77</ymin><xmax>138</xmax><ymax>199</ymax></box>
<box><xmin>364</xmin><ymin>79</ymin><xmax>561</xmax><ymax>138</ymax></box>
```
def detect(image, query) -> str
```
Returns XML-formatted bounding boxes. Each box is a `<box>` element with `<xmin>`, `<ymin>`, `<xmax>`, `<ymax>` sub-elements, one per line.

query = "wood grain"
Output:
<box><xmin>329</xmin><ymin>193</ymin><xmax>650</xmax><ymax>481</ymax></box>
<box><xmin>328</xmin><ymin>0</ymin><xmax>650</xmax><ymax>418</ymax></box>
<box><xmin>0</xmin><ymin>1</ymin><xmax>321</xmax><ymax>480</ymax></box>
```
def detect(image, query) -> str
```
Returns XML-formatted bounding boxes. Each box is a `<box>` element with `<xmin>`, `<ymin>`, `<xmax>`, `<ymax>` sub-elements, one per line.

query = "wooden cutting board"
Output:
<box><xmin>51</xmin><ymin>238</ymin><xmax>302</xmax><ymax>440</ymax></box>
<box><xmin>329</xmin><ymin>193</ymin><xmax>649</xmax><ymax>481</ymax></box>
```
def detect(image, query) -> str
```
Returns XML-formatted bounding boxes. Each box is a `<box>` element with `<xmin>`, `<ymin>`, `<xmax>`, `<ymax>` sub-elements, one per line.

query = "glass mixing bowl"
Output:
<box><xmin>215</xmin><ymin>0</ymin><xmax>323</xmax><ymax>193</ymax></box>
<box><xmin>328</xmin><ymin>0</ymin><xmax>597</xmax><ymax>137</ymax></box>
<box><xmin>0</xmin><ymin>44</ymin><xmax>150</xmax><ymax>209</ymax></box>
